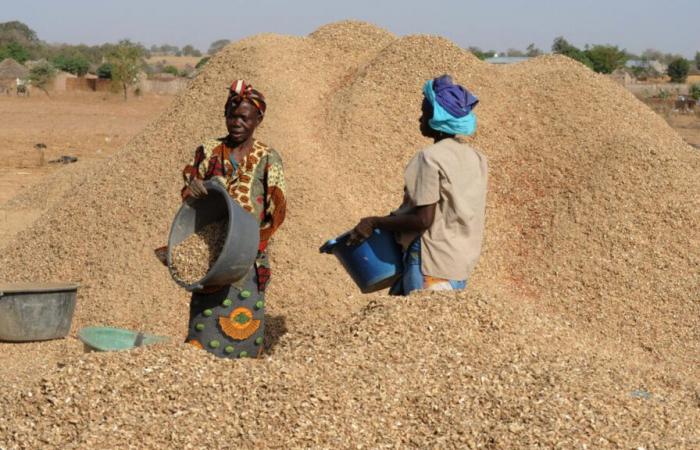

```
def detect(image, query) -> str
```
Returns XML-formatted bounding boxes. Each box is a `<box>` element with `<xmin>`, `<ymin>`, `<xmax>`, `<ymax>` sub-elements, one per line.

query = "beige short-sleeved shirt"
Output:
<box><xmin>396</xmin><ymin>138</ymin><xmax>488</xmax><ymax>280</ymax></box>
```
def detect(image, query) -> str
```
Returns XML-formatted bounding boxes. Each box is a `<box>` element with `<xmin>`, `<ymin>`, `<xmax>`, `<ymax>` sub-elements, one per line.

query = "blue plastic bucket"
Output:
<box><xmin>320</xmin><ymin>229</ymin><xmax>403</xmax><ymax>293</ymax></box>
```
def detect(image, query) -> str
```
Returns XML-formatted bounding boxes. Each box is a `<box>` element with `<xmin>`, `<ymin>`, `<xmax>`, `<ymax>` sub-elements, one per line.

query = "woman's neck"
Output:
<box><xmin>433</xmin><ymin>133</ymin><xmax>455</xmax><ymax>143</ymax></box>
<box><xmin>225</xmin><ymin>135</ymin><xmax>255</xmax><ymax>153</ymax></box>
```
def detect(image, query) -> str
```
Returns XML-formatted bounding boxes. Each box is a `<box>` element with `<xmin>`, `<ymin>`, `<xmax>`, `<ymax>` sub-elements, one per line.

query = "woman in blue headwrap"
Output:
<box><xmin>349</xmin><ymin>75</ymin><xmax>488</xmax><ymax>295</ymax></box>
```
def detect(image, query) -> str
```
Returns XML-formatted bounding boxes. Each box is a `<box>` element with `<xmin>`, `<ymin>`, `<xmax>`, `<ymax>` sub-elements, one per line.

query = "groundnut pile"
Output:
<box><xmin>0</xmin><ymin>21</ymin><xmax>697</xmax><ymax>449</ymax></box>
<box><xmin>170</xmin><ymin>220</ymin><xmax>228</xmax><ymax>283</ymax></box>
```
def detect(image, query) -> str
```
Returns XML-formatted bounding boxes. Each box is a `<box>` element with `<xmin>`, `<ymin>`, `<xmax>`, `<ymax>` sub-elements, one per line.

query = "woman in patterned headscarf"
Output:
<box><xmin>180</xmin><ymin>80</ymin><xmax>287</xmax><ymax>358</ymax></box>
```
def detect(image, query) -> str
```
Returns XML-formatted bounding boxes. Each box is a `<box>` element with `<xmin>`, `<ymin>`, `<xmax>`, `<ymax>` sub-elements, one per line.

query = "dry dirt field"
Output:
<box><xmin>146</xmin><ymin>55</ymin><xmax>202</xmax><ymax>70</ymax></box>
<box><xmin>0</xmin><ymin>92</ymin><xmax>172</xmax><ymax>244</ymax></box>
<box><xmin>666</xmin><ymin>113</ymin><xmax>700</xmax><ymax>149</ymax></box>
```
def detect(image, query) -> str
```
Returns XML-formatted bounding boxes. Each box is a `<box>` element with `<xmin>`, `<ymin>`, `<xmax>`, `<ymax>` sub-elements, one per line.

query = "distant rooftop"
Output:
<box><xmin>484</xmin><ymin>56</ymin><xmax>531</xmax><ymax>64</ymax></box>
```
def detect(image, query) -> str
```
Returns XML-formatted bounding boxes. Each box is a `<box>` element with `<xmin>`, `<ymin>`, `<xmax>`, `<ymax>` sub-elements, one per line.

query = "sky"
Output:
<box><xmin>2</xmin><ymin>0</ymin><xmax>698</xmax><ymax>57</ymax></box>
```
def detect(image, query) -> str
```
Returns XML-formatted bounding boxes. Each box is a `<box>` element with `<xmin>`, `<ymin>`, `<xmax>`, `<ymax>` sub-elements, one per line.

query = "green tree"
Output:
<box><xmin>97</xmin><ymin>63</ymin><xmax>112</xmax><ymax>79</ymax></box>
<box><xmin>208</xmin><ymin>39</ymin><xmax>230</xmax><ymax>55</ymax></box>
<box><xmin>53</xmin><ymin>54</ymin><xmax>90</xmax><ymax>76</ymax></box>
<box><xmin>584</xmin><ymin>45</ymin><xmax>627</xmax><ymax>74</ymax></box>
<box><xmin>689</xmin><ymin>84</ymin><xmax>700</xmax><ymax>101</ymax></box>
<box><xmin>195</xmin><ymin>56</ymin><xmax>210</xmax><ymax>69</ymax></box>
<box><xmin>467</xmin><ymin>46</ymin><xmax>488</xmax><ymax>60</ymax></box>
<box><xmin>551</xmin><ymin>37</ymin><xmax>593</xmax><ymax>69</ymax></box>
<box><xmin>106</xmin><ymin>39</ymin><xmax>145</xmax><ymax>100</ymax></box>
<box><xmin>695</xmin><ymin>51</ymin><xmax>700</xmax><ymax>70</ymax></box>
<box><xmin>667</xmin><ymin>58</ymin><xmax>690</xmax><ymax>83</ymax></box>
<box><xmin>162</xmin><ymin>64</ymin><xmax>179</xmax><ymax>76</ymax></box>
<box><xmin>505</xmin><ymin>48</ymin><xmax>525</xmax><ymax>57</ymax></box>
<box><xmin>181</xmin><ymin>44</ymin><xmax>202</xmax><ymax>57</ymax></box>
<box><xmin>526</xmin><ymin>43</ymin><xmax>542</xmax><ymax>57</ymax></box>
<box><xmin>158</xmin><ymin>44</ymin><xmax>179</xmax><ymax>55</ymax></box>
<box><xmin>0</xmin><ymin>42</ymin><xmax>30</xmax><ymax>63</ymax></box>
<box><xmin>0</xmin><ymin>21</ymin><xmax>38</xmax><ymax>47</ymax></box>
<box><xmin>28</xmin><ymin>61</ymin><xmax>56</xmax><ymax>97</ymax></box>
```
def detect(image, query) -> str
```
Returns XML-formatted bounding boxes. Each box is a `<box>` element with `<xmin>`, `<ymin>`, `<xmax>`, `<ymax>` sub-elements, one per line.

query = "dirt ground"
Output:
<box><xmin>665</xmin><ymin>113</ymin><xmax>700</xmax><ymax>149</ymax></box>
<box><xmin>146</xmin><ymin>55</ymin><xmax>202</xmax><ymax>70</ymax></box>
<box><xmin>0</xmin><ymin>92</ymin><xmax>172</xmax><ymax>244</ymax></box>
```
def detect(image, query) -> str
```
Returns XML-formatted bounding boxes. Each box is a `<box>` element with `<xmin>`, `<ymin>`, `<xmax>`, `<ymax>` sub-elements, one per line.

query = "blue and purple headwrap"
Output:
<box><xmin>423</xmin><ymin>75</ymin><xmax>478</xmax><ymax>136</ymax></box>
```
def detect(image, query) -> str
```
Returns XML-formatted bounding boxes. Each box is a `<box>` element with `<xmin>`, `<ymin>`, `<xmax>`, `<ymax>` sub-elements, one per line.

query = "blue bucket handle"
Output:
<box><xmin>319</xmin><ymin>229</ymin><xmax>386</xmax><ymax>254</ymax></box>
<box><xmin>319</xmin><ymin>231</ymin><xmax>353</xmax><ymax>254</ymax></box>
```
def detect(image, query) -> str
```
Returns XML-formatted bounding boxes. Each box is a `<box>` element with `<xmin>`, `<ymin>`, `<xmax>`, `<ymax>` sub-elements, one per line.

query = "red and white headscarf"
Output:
<box><xmin>225</xmin><ymin>79</ymin><xmax>266</xmax><ymax>119</ymax></box>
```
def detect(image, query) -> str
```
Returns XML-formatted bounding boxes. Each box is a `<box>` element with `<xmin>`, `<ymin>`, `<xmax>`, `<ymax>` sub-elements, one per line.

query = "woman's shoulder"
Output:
<box><xmin>197</xmin><ymin>137</ymin><xmax>226</xmax><ymax>154</ymax></box>
<box><xmin>254</xmin><ymin>141</ymin><xmax>284</xmax><ymax>164</ymax></box>
<box><xmin>421</xmin><ymin>138</ymin><xmax>483</xmax><ymax>162</ymax></box>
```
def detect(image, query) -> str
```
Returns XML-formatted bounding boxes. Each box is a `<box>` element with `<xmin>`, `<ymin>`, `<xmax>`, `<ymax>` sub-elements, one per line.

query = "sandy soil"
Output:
<box><xmin>666</xmin><ymin>113</ymin><xmax>700</xmax><ymax>148</ymax></box>
<box><xmin>0</xmin><ymin>92</ymin><xmax>172</xmax><ymax>244</ymax></box>
<box><xmin>146</xmin><ymin>55</ymin><xmax>203</xmax><ymax>70</ymax></box>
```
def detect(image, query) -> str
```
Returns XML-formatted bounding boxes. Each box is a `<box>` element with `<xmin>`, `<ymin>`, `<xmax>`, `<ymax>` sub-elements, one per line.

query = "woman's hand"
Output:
<box><xmin>188</xmin><ymin>178</ymin><xmax>208</xmax><ymax>198</ymax></box>
<box><xmin>348</xmin><ymin>216</ymin><xmax>379</xmax><ymax>246</ymax></box>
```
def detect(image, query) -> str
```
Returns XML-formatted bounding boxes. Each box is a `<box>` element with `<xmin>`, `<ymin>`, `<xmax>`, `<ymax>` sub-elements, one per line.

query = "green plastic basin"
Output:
<box><xmin>77</xmin><ymin>326</ymin><xmax>169</xmax><ymax>352</ymax></box>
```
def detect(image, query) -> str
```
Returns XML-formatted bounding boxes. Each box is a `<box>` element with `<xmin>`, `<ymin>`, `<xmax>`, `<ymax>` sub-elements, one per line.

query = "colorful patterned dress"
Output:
<box><xmin>181</xmin><ymin>138</ymin><xmax>286</xmax><ymax>358</ymax></box>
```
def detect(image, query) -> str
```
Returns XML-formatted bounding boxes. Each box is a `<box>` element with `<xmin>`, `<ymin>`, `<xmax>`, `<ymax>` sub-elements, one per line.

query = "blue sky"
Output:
<box><xmin>3</xmin><ymin>0</ymin><xmax>698</xmax><ymax>57</ymax></box>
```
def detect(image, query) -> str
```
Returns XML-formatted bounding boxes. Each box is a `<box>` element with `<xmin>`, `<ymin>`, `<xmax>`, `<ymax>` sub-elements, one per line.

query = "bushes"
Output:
<box><xmin>689</xmin><ymin>84</ymin><xmax>700</xmax><ymax>101</ymax></box>
<box><xmin>195</xmin><ymin>56</ymin><xmax>210</xmax><ymax>69</ymax></box>
<box><xmin>28</xmin><ymin>61</ymin><xmax>56</xmax><ymax>96</ymax></box>
<box><xmin>585</xmin><ymin>45</ymin><xmax>627</xmax><ymax>74</ymax></box>
<box><xmin>52</xmin><ymin>54</ymin><xmax>89</xmax><ymax>76</ymax></box>
<box><xmin>551</xmin><ymin>37</ymin><xmax>593</xmax><ymax>69</ymax></box>
<box><xmin>97</xmin><ymin>63</ymin><xmax>113</xmax><ymax>79</ymax></box>
<box><xmin>162</xmin><ymin>65</ymin><xmax>179</xmax><ymax>76</ymax></box>
<box><xmin>667</xmin><ymin>58</ymin><xmax>690</xmax><ymax>83</ymax></box>
<box><xmin>0</xmin><ymin>41</ymin><xmax>30</xmax><ymax>63</ymax></box>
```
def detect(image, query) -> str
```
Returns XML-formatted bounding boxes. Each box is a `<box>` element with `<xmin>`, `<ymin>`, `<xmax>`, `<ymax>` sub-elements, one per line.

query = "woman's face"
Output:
<box><xmin>419</xmin><ymin>98</ymin><xmax>435</xmax><ymax>138</ymax></box>
<box><xmin>226</xmin><ymin>101</ymin><xmax>261</xmax><ymax>143</ymax></box>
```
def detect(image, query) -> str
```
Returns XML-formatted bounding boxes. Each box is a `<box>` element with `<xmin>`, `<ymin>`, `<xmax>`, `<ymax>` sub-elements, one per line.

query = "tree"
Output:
<box><xmin>208</xmin><ymin>39</ymin><xmax>230</xmax><ymax>55</ymax></box>
<box><xmin>667</xmin><ymin>58</ymin><xmax>690</xmax><ymax>83</ymax></box>
<box><xmin>689</xmin><ymin>84</ymin><xmax>700</xmax><ymax>101</ymax></box>
<box><xmin>97</xmin><ymin>63</ymin><xmax>112</xmax><ymax>79</ymax></box>
<box><xmin>505</xmin><ymin>48</ymin><xmax>525</xmax><ymax>57</ymax></box>
<box><xmin>182</xmin><ymin>44</ymin><xmax>202</xmax><ymax>57</ymax></box>
<box><xmin>467</xmin><ymin>46</ymin><xmax>487</xmax><ymax>60</ymax></box>
<box><xmin>526</xmin><ymin>43</ymin><xmax>542</xmax><ymax>57</ymax></box>
<box><xmin>53</xmin><ymin>54</ymin><xmax>90</xmax><ymax>76</ymax></box>
<box><xmin>695</xmin><ymin>52</ymin><xmax>700</xmax><ymax>70</ymax></box>
<box><xmin>106</xmin><ymin>40</ymin><xmax>145</xmax><ymax>100</ymax></box>
<box><xmin>552</xmin><ymin>36</ymin><xmax>572</xmax><ymax>54</ymax></box>
<box><xmin>163</xmin><ymin>65</ymin><xmax>179</xmax><ymax>76</ymax></box>
<box><xmin>195</xmin><ymin>56</ymin><xmax>210</xmax><ymax>69</ymax></box>
<box><xmin>551</xmin><ymin>37</ymin><xmax>593</xmax><ymax>69</ymax></box>
<box><xmin>0</xmin><ymin>21</ymin><xmax>38</xmax><ymax>47</ymax></box>
<box><xmin>28</xmin><ymin>61</ymin><xmax>56</xmax><ymax>97</ymax></box>
<box><xmin>0</xmin><ymin>42</ymin><xmax>30</xmax><ymax>63</ymax></box>
<box><xmin>585</xmin><ymin>45</ymin><xmax>627</xmax><ymax>74</ymax></box>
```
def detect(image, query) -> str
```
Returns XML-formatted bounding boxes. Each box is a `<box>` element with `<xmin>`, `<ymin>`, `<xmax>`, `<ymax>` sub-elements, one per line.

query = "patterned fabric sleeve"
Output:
<box><xmin>181</xmin><ymin>145</ymin><xmax>206</xmax><ymax>199</ymax></box>
<box><xmin>180</xmin><ymin>140</ymin><xmax>228</xmax><ymax>200</ymax></box>
<box><xmin>259</xmin><ymin>149</ymin><xmax>287</xmax><ymax>242</ymax></box>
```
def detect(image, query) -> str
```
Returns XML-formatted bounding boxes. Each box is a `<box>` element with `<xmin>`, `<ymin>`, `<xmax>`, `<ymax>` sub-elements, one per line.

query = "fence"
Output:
<box><xmin>65</xmin><ymin>78</ymin><xmax>112</xmax><ymax>92</ymax></box>
<box><xmin>624</xmin><ymin>83</ymin><xmax>689</xmax><ymax>97</ymax></box>
<box><xmin>64</xmin><ymin>77</ymin><xmax>189</xmax><ymax>95</ymax></box>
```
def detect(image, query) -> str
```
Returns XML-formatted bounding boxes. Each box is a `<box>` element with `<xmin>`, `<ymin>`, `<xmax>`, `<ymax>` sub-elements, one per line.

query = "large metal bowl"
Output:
<box><xmin>0</xmin><ymin>282</ymin><xmax>78</xmax><ymax>342</ymax></box>
<box><xmin>166</xmin><ymin>181</ymin><xmax>260</xmax><ymax>292</ymax></box>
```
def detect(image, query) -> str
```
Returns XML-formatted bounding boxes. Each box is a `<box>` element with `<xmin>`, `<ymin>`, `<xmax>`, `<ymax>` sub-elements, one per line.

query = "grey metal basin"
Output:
<box><xmin>0</xmin><ymin>282</ymin><xmax>78</xmax><ymax>342</ymax></box>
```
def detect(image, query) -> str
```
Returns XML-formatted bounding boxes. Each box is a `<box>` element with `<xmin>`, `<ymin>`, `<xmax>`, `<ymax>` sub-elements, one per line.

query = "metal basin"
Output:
<box><xmin>0</xmin><ymin>282</ymin><xmax>78</xmax><ymax>342</ymax></box>
<box><xmin>167</xmin><ymin>180</ymin><xmax>260</xmax><ymax>292</ymax></box>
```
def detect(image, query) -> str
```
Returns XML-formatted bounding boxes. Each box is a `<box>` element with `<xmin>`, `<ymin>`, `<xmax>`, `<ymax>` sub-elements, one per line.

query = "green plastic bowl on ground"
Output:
<box><xmin>77</xmin><ymin>326</ymin><xmax>169</xmax><ymax>352</ymax></box>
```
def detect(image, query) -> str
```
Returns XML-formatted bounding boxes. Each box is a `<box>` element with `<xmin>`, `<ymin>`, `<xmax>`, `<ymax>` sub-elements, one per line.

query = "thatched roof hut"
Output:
<box><xmin>0</xmin><ymin>58</ymin><xmax>29</xmax><ymax>80</ymax></box>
